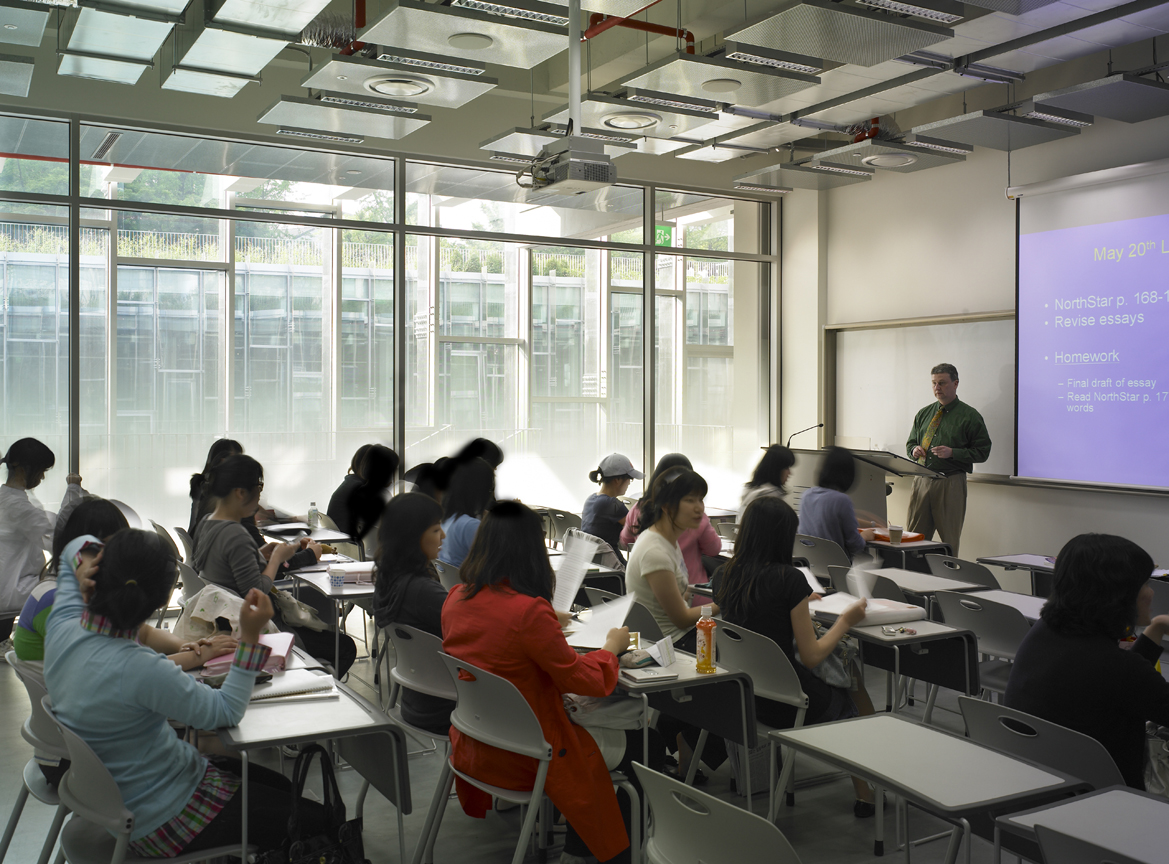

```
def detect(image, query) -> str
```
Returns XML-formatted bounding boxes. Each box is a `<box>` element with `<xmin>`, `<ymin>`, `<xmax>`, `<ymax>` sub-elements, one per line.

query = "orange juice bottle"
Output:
<box><xmin>695</xmin><ymin>606</ymin><xmax>717</xmax><ymax>674</ymax></box>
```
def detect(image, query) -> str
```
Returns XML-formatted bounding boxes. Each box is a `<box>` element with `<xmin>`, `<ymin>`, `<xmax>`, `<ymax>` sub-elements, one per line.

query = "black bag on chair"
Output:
<box><xmin>260</xmin><ymin>743</ymin><xmax>370</xmax><ymax>864</ymax></box>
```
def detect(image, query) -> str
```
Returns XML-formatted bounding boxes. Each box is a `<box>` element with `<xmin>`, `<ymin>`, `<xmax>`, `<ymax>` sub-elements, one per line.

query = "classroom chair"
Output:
<box><xmin>2</xmin><ymin>654</ymin><xmax>68</xmax><ymax>864</ymax></box>
<box><xmin>1034</xmin><ymin>823</ymin><xmax>1148</xmax><ymax>864</ymax></box>
<box><xmin>545</xmin><ymin>508</ymin><xmax>583</xmax><ymax>549</ymax></box>
<box><xmin>925</xmin><ymin>555</ymin><xmax>1002</xmax><ymax>590</ymax></box>
<box><xmin>1147</xmin><ymin>578</ymin><xmax>1169</xmax><ymax>620</ymax></box>
<box><xmin>625</xmin><ymin>601</ymin><xmax>666</xmax><ymax>644</ymax></box>
<box><xmin>584</xmin><ymin>586</ymin><xmax>621</xmax><ymax>606</ymax></box>
<box><xmin>412</xmin><ymin>654</ymin><xmax>640</xmax><ymax>864</ymax></box>
<box><xmin>382</xmin><ymin>624</ymin><xmax>455</xmax><ymax>751</ymax></box>
<box><xmin>935</xmin><ymin>592</ymin><xmax>1032</xmax><ymax>699</ymax></box>
<box><xmin>958</xmin><ymin>697</ymin><xmax>1124</xmax><ymax>791</ymax></box>
<box><xmin>434</xmin><ymin>560</ymin><xmax>461</xmax><ymax>591</ymax></box>
<box><xmin>705</xmin><ymin>624</ymin><xmax>809</xmax><ymax>821</ymax></box>
<box><xmin>317</xmin><ymin>512</ymin><xmax>365</xmax><ymax>561</ymax></box>
<box><xmin>171</xmin><ymin>527</ymin><xmax>195</xmax><ymax>563</ymax></box>
<box><xmin>715</xmin><ymin>522</ymin><xmax>738</xmax><ymax>542</ymax></box>
<box><xmin>632</xmin><ymin>762</ymin><xmax>803</xmax><ymax>864</ymax></box>
<box><xmin>793</xmin><ymin>535</ymin><xmax>851</xmax><ymax>580</ymax></box>
<box><xmin>175</xmin><ymin>562</ymin><xmax>205</xmax><ymax>608</ymax></box>
<box><xmin>565</xmin><ymin>527</ymin><xmax>626</xmax><ymax>573</ymax></box>
<box><xmin>43</xmin><ymin>697</ymin><xmax>256</xmax><ymax>864</ymax></box>
<box><xmin>149</xmin><ymin>522</ymin><xmax>182</xmax><ymax>562</ymax></box>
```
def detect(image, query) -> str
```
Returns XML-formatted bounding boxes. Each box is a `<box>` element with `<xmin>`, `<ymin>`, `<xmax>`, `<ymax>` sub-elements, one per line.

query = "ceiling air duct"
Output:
<box><xmin>1031</xmin><ymin>75</ymin><xmax>1169</xmax><ymax>124</ymax></box>
<box><xmin>911</xmin><ymin>111</ymin><xmax>1080</xmax><ymax>151</ymax></box>
<box><xmin>303</xmin><ymin>51</ymin><xmax>498</xmax><ymax>110</ymax></box>
<box><xmin>620</xmin><ymin>50</ymin><xmax>819</xmax><ymax>110</ymax></box>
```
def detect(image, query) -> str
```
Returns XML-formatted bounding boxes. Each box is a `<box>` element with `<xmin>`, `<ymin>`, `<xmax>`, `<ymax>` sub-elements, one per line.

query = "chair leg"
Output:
<box><xmin>35</xmin><ymin>803</ymin><xmax>68</xmax><ymax>864</ymax></box>
<box><xmin>511</xmin><ymin>789</ymin><xmax>546</xmax><ymax>864</ymax></box>
<box><xmin>411</xmin><ymin>762</ymin><xmax>454</xmax><ymax>864</ymax></box>
<box><xmin>356</xmin><ymin>779</ymin><xmax>370</xmax><ymax>820</ymax></box>
<box><xmin>0</xmin><ymin>784</ymin><xmax>30</xmax><ymax>862</ymax></box>
<box><xmin>614</xmin><ymin>780</ymin><xmax>640</xmax><ymax>864</ymax></box>
<box><xmin>686</xmin><ymin>729</ymin><xmax>709</xmax><ymax>786</ymax></box>
<box><xmin>923</xmin><ymin>684</ymin><xmax>940</xmax><ymax>726</ymax></box>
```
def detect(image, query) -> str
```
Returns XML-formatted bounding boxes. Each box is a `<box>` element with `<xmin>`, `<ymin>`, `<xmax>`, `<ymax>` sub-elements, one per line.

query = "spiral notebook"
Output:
<box><xmin>250</xmin><ymin>669</ymin><xmax>337</xmax><ymax>702</ymax></box>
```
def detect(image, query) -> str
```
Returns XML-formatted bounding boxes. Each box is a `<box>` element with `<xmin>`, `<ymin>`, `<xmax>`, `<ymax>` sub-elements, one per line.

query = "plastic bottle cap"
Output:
<box><xmin>701</xmin><ymin>605</ymin><xmax>712</xmax><ymax>617</ymax></box>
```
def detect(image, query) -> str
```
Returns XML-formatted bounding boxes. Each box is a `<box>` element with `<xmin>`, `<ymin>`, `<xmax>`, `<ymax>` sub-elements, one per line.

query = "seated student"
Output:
<box><xmin>192</xmin><ymin>454</ymin><xmax>356</xmax><ymax>676</ymax></box>
<box><xmin>581</xmin><ymin>454</ymin><xmax>643</xmax><ymax>567</ymax></box>
<box><xmin>442</xmin><ymin>501</ymin><xmax>660</xmax><ymax>864</ymax></box>
<box><xmin>1</xmin><ymin>437</ymin><xmax>85</xmax><ymax>651</ymax></box>
<box><xmin>326</xmin><ymin>443</ymin><xmax>372</xmax><ymax>532</ymax></box>
<box><xmin>739</xmin><ymin>444</ymin><xmax>795</xmax><ymax>518</ymax></box>
<box><xmin>1006</xmin><ymin>534</ymin><xmax>1169</xmax><ymax>790</ymax></box>
<box><xmin>405</xmin><ymin>457</ymin><xmax>452</xmax><ymax>506</ymax></box>
<box><xmin>796</xmin><ymin>446</ymin><xmax>877</xmax><ymax>561</ymax></box>
<box><xmin>620</xmin><ymin>453</ymin><xmax>721</xmax><ymax>586</ymax></box>
<box><xmin>625</xmin><ymin>466</ymin><xmax>719</xmax><ymax>646</ymax></box>
<box><xmin>44</xmin><ymin>529</ymin><xmax>325</xmax><ymax>857</ymax></box>
<box><xmin>718</xmin><ymin>496</ymin><xmax>877</xmax><ymax>816</ymax></box>
<box><xmin>438</xmin><ymin>457</ymin><xmax>494</xmax><ymax>568</ymax></box>
<box><xmin>373</xmin><ymin>492</ymin><xmax>454</xmax><ymax>736</ymax></box>
<box><xmin>342</xmin><ymin>444</ymin><xmax>400</xmax><ymax>542</ymax></box>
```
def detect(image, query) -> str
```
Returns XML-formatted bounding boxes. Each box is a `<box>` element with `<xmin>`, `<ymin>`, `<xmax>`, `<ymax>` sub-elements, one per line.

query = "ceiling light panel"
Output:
<box><xmin>674</xmin><ymin>142</ymin><xmax>769</xmax><ymax>163</ymax></box>
<box><xmin>210</xmin><ymin>0</ymin><xmax>332</xmax><ymax>35</ymax></box>
<box><xmin>853</xmin><ymin>0</ymin><xmax>964</xmax><ymax>25</ymax></box>
<box><xmin>734</xmin><ymin>182</ymin><xmax>792</xmax><ymax>195</ymax></box>
<box><xmin>911</xmin><ymin>110</ymin><xmax>1079</xmax><ymax>151</ymax></box>
<box><xmin>479</xmin><ymin>126</ymin><xmax>559</xmax><ymax>156</ymax></box>
<box><xmin>620</xmin><ymin>52</ymin><xmax>818</xmax><ymax>109</ymax></box>
<box><xmin>258</xmin><ymin>96</ymin><xmax>431</xmax><ymax>140</ymax></box>
<box><xmin>67</xmin><ymin>8</ymin><xmax>173</xmax><ymax>62</ymax></box>
<box><xmin>162</xmin><ymin>66</ymin><xmax>258</xmax><ymax>98</ymax></box>
<box><xmin>728</xmin><ymin>0</ymin><xmax>952</xmax><ymax>68</ymax></box>
<box><xmin>634</xmin><ymin>136</ymin><xmax>701</xmax><ymax>155</ymax></box>
<box><xmin>58</xmin><ymin>51</ymin><xmax>151</xmax><ymax>85</ymax></box>
<box><xmin>0</xmin><ymin>52</ymin><xmax>32</xmax><ymax>97</ymax></box>
<box><xmin>736</xmin><ymin>161</ymin><xmax>872</xmax><ymax>190</ymax></box>
<box><xmin>543</xmin><ymin>94</ymin><xmax>722</xmax><ymax>138</ymax></box>
<box><xmin>1017</xmin><ymin>98</ymin><xmax>1092</xmax><ymax>128</ymax></box>
<box><xmin>722</xmin><ymin>41</ymin><xmax>823</xmax><ymax>75</ymax></box>
<box><xmin>360</xmin><ymin>0</ymin><xmax>568</xmax><ymax>70</ymax></box>
<box><xmin>960</xmin><ymin>0</ymin><xmax>1059</xmax><ymax>14</ymax></box>
<box><xmin>818</xmin><ymin>138</ymin><xmax>964</xmax><ymax>172</ymax></box>
<box><xmin>303</xmin><ymin>53</ymin><xmax>498</xmax><ymax>110</ymax></box>
<box><xmin>449</xmin><ymin>0</ymin><xmax>568</xmax><ymax>27</ymax></box>
<box><xmin>177</xmin><ymin>25</ymin><xmax>290</xmax><ymax>78</ymax></box>
<box><xmin>539</xmin><ymin>0</ymin><xmax>653</xmax><ymax>14</ymax></box>
<box><xmin>1033</xmin><ymin>75</ymin><xmax>1169</xmax><ymax>124</ymax></box>
<box><xmin>900</xmin><ymin>133</ymin><xmax>973</xmax><ymax>155</ymax></box>
<box><xmin>0</xmin><ymin>1</ymin><xmax>50</xmax><ymax>47</ymax></box>
<box><xmin>721</xmin><ymin>121</ymin><xmax>807</xmax><ymax>150</ymax></box>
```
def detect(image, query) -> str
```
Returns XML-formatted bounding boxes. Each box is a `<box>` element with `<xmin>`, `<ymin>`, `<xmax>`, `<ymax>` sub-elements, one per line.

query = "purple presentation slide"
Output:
<box><xmin>1018</xmin><ymin>212</ymin><xmax>1169</xmax><ymax>487</ymax></box>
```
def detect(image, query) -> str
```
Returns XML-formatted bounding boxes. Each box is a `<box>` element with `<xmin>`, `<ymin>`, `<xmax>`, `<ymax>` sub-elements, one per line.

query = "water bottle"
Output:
<box><xmin>695</xmin><ymin>605</ymin><xmax>717</xmax><ymax>674</ymax></box>
<box><xmin>307</xmin><ymin>502</ymin><xmax>319</xmax><ymax>529</ymax></box>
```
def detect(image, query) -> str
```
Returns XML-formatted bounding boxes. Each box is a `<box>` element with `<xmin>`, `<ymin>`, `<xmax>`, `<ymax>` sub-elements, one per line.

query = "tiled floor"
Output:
<box><xmin>1</xmin><ymin>615</ymin><xmax>1008</xmax><ymax>864</ymax></box>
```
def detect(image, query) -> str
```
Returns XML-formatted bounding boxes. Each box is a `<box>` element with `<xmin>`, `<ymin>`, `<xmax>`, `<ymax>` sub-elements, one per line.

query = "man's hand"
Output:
<box><xmin>239</xmin><ymin>589</ymin><xmax>274</xmax><ymax>644</ymax></box>
<box><xmin>911</xmin><ymin>445</ymin><xmax>927</xmax><ymax>460</ymax></box>
<box><xmin>930</xmin><ymin>445</ymin><xmax>953</xmax><ymax>459</ymax></box>
<box><xmin>76</xmin><ymin>549</ymin><xmax>101</xmax><ymax>603</ymax></box>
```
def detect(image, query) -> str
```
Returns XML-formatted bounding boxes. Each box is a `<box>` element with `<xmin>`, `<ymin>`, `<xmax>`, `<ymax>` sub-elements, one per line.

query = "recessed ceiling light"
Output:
<box><xmin>448</xmin><ymin>32</ymin><xmax>494</xmax><ymax>50</ymax></box>
<box><xmin>862</xmin><ymin>153</ymin><xmax>918</xmax><ymax>168</ymax></box>
<box><xmin>450</xmin><ymin>0</ymin><xmax>568</xmax><ymax>26</ymax></box>
<box><xmin>702</xmin><ymin>78</ymin><xmax>741</xmax><ymax>93</ymax></box>
<box><xmin>602</xmin><ymin>112</ymin><xmax>660</xmax><ymax>130</ymax></box>
<box><xmin>668</xmin><ymin>124</ymin><xmax>678</xmax><ymax>130</ymax></box>
<box><xmin>346</xmin><ymin>169</ymin><xmax>362</xmax><ymax>175</ymax></box>
<box><xmin>337</xmin><ymin>75</ymin><xmax>348</xmax><ymax>81</ymax></box>
<box><xmin>366</xmin><ymin>75</ymin><xmax>432</xmax><ymax>98</ymax></box>
<box><xmin>3</xmin><ymin>24</ymin><xmax>17</xmax><ymax>30</ymax></box>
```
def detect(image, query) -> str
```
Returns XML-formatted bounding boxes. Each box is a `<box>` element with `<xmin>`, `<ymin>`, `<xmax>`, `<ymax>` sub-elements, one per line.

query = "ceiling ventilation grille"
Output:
<box><xmin>276</xmin><ymin>127</ymin><xmax>364</xmax><ymax>143</ymax></box>
<box><xmin>91</xmin><ymin>130</ymin><xmax>122</xmax><ymax>160</ymax></box>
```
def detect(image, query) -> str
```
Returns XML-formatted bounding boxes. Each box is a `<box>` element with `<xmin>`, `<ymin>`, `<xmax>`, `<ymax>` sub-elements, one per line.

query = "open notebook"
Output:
<box><xmin>250</xmin><ymin>668</ymin><xmax>337</xmax><ymax>702</ymax></box>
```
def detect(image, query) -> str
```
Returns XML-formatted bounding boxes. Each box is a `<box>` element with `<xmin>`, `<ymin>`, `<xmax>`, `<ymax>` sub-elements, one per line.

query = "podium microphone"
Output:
<box><xmin>786</xmin><ymin>423</ymin><xmax>824</xmax><ymax>448</ymax></box>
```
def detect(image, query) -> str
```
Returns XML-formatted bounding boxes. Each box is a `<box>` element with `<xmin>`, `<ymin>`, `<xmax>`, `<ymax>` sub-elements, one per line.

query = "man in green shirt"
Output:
<box><xmin>904</xmin><ymin>363</ymin><xmax>991</xmax><ymax>556</ymax></box>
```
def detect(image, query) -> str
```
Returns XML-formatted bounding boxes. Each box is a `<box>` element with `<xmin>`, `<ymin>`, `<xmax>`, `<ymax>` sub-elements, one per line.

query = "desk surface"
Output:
<box><xmin>264</xmin><ymin>526</ymin><xmax>353</xmax><ymax>544</ymax></box>
<box><xmin>868</xmin><ymin>539</ymin><xmax>952</xmax><ymax>551</ymax></box>
<box><xmin>616</xmin><ymin>653</ymin><xmax>739</xmax><ymax>693</ymax></box>
<box><xmin>966</xmin><ymin>589</ymin><xmax>1045</xmax><ymax>622</ymax></box>
<box><xmin>849</xmin><ymin>619</ymin><xmax>969</xmax><ymax>644</ymax></box>
<box><xmin>997</xmin><ymin>786</ymin><xmax>1168</xmax><ymax>862</ymax></box>
<box><xmin>871</xmin><ymin>567</ymin><xmax>983</xmax><ymax>595</ymax></box>
<box><xmin>977</xmin><ymin>554</ymin><xmax>1056</xmax><ymax>572</ymax></box>
<box><xmin>290</xmin><ymin>570</ymin><xmax>376</xmax><ymax>599</ymax></box>
<box><xmin>772</xmin><ymin>714</ymin><xmax>1076</xmax><ymax>814</ymax></box>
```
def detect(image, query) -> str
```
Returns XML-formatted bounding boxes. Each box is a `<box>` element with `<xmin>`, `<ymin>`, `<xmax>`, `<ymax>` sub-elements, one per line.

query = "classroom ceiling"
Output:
<box><xmin>0</xmin><ymin>0</ymin><xmax>1168</xmax><ymax>193</ymax></box>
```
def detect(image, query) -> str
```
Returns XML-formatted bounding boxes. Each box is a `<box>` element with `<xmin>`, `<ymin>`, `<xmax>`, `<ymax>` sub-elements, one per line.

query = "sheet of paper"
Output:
<box><xmin>250</xmin><ymin>668</ymin><xmax>336</xmax><ymax>701</ymax></box>
<box><xmin>265</xmin><ymin>522</ymin><xmax>312</xmax><ymax>532</ymax></box>
<box><xmin>552</xmin><ymin>532</ymin><xmax>600</xmax><ymax>612</ymax></box>
<box><xmin>797</xmin><ymin>566</ymin><xmax>821</xmax><ymax>593</ymax></box>
<box><xmin>846</xmin><ymin>566</ymin><xmax>876</xmax><ymax>600</ymax></box>
<box><xmin>565</xmin><ymin>595</ymin><xmax>635</xmax><ymax>649</ymax></box>
<box><xmin>646</xmin><ymin>636</ymin><xmax>675</xmax><ymax>668</ymax></box>
<box><xmin>809</xmin><ymin>592</ymin><xmax>927</xmax><ymax>626</ymax></box>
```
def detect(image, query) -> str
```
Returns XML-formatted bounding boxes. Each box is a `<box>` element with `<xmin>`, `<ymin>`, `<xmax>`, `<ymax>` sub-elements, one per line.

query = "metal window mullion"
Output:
<box><xmin>68</xmin><ymin>118</ymin><xmax>80</xmax><ymax>473</ymax></box>
<box><xmin>642</xmin><ymin>185</ymin><xmax>654</xmax><ymax>480</ymax></box>
<box><xmin>105</xmin><ymin>207</ymin><xmax>117</xmax><ymax>445</ymax></box>
<box><xmin>224</xmin><ymin>218</ymin><xmax>236</xmax><ymax>433</ymax></box>
<box><xmin>393</xmin><ymin>156</ymin><xmax>406</xmax><ymax>476</ymax></box>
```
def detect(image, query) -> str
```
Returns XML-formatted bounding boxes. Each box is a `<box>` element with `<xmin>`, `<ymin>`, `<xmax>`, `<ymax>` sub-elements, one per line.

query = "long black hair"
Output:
<box><xmin>190</xmin><ymin>439</ymin><xmax>242</xmax><ymax>502</ymax></box>
<box><xmin>817</xmin><ymin>446</ymin><xmax>856</xmax><ymax>493</ymax></box>
<box><xmin>202</xmin><ymin>454</ymin><xmax>264</xmax><ymax>501</ymax></box>
<box><xmin>1042</xmin><ymin>533</ymin><xmax>1155</xmax><ymax>640</ymax></box>
<box><xmin>2</xmin><ymin>437</ymin><xmax>55</xmax><ymax>477</ymax></box>
<box><xmin>453</xmin><ymin>437</ymin><xmax>504</xmax><ymax>469</ymax></box>
<box><xmin>443</xmin><ymin>457</ymin><xmax>495</xmax><ymax>521</ymax></box>
<box><xmin>406</xmin><ymin>457</ymin><xmax>452</xmax><ymax>503</ymax></box>
<box><xmin>50</xmin><ymin>498</ymin><xmax>129</xmax><ymax>577</ymax></box>
<box><xmin>717</xmin><ymin>497</ymin><xmax>798</xmax><ymax>620</ymax></box>
<box><xmin>458</xmin><ymin>501</ymin><xmax>553</xmax><ymax>603</ymax></box>
<box><xmin>747</xmin><ymin>445</ymin><xmax>795</xmax><ymax>493</ymax></box>
<box><xmin>629</xmin><ymin>453</ymin><xmax>692</xmax><ymax>536</ymax></box>
<box><xmin>87</xmin><ymin>528</ymin><xmax>177</xmax><ymax>631</ymax></box>
<box><xmin>374</xmin><ymin>493</ymin><xmax>445</xmax><ymax>625</ymax></box>
<box><xmin>634</xmin><ymin>466</ymin><xmax>708</xmax><ymax>534</ymax></box>
<box><xmin>348</xmin><ymin>444</ymin><xmax>400</xmax><ymax>539</ymax></box>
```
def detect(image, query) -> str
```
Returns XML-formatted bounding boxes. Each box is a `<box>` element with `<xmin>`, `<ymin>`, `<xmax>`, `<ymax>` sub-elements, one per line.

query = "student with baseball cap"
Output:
<box><xmin>581</xmin><ymin>454</ymin><xmax>643</xmax><ymax>566</ymax></box>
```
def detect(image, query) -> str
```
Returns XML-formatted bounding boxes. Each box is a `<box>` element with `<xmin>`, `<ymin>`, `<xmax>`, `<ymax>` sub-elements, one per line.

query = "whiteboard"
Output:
<box><xmin>835</xmin><ymin>320</ymin><xmax>1015</xmax><ymax>477</ymax></box>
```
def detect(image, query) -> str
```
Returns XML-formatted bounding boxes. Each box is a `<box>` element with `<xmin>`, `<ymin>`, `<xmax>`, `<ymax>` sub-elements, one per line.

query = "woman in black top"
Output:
<box><xmin>1005</xmin><ymin>533</ymin><xmax>1169</xmax><ymax>789</ymax></box>
<box><xmin>718</xmin><ymin>496</ymin><xmax>876</xmax><ymax>815</ymax></box>
<box><xmin>374</xmin><ymin>492</ymin><xmax>454</xmax><ymax>736</ymax></box>
<box><xmin>326</xmin><ymin>444</ymin><xmax>371</xmax><ymax>533</ymax></box>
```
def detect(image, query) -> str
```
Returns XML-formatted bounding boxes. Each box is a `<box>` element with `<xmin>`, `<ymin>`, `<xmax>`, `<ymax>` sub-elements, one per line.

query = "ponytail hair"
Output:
<box><xmin>2</xmin><ymin>437</ymin><xmax>56</xmax><ymax>475</ymax></box>
<box><xmin>588</xmin><ymin>468</ymin><xmax>604</xmax><ymax>484</ymax></box>
<box><xmin>202</xmin><ymin>454</ymin><xmax>263</xmax><ymax>500</ymax></box>
<box><xmin>87</xmin><ymin>528</ymin><xmax>177</xmax><ymax>631</ymax></box>
<box><xmin>190</xmin><ymin>438</ymin><xmax>243</xmax><ymax>501</ymax></box>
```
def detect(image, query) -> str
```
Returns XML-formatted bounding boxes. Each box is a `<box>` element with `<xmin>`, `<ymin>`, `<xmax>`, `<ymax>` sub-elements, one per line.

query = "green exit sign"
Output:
<box><xmin>654</xmin><ymin>224</ymin><xmax>673</xmax><ymax>247</ymax></box>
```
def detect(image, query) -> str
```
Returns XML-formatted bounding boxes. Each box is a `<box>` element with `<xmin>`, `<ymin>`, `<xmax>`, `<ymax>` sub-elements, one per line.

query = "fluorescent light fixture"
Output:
<box><xmin>734</xmin><ymin>182</ymin><xmax>792</xmax><ymax>194</ymax></box>
<box><xmin>1017</xmin><ymin>99</ymin><xmax>1092</xmax><ymax>128</ymax></box>
<box><xmin>319</xmin><ymin>92</ymin><xmax>419</xmax><ymax>114</ymax></box>
<box><xmin>376</xmin><ymin>51</ymin><xmax>486</xmax><ymax>76</ymax></box>
<box><xmin>854</xmin><ymin>0</ymin><xmax>963</xmax><ymax>24</ymax></box>
<box><xmin>954</xmin><ymin>63</ymin><xmax>1024</xmax><ymax>84</ymax></box>
<box><xmin>548</xmin><ymin>125</ymin><xmax>638</xmax><ymax>144</ymax></box>
<box><xmin>808</xmin><ymin>160</ymin><xmax>875</xmax><ymax>177</ymax></box>
<box><xmin>488</xmin><ymin>152</ymin><xmax>534</xmax><ymax>164</ymax></box>
<box><xmin>625</xmin><ymin>88</ymin><xmax>720</xmax><ymax>114</ymax></box>
<box><xmin>723</xmin><ymin>41</ymin><xmax>822</xmax><ymax>75</ymax></box>
<box><xmin>276</xmin><ymin>127</ymin><xmax>365</xmax><ymax>144</ymax></box>
<box><xmin>901</xmin><ymin>133</ymin><xmax>972</xmax><ymax>154</ymax></box>
<box><xmin>450</xmin><ymin>0</ymin><xmax>568</xmax><ymax>26</ymax></box>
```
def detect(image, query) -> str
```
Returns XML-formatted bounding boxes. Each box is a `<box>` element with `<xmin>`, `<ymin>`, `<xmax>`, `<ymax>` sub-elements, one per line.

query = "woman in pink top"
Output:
<box><xmin>620</xmin><ymin>453</ymin><xmax>721</xmax><ymax>587</ymax></box>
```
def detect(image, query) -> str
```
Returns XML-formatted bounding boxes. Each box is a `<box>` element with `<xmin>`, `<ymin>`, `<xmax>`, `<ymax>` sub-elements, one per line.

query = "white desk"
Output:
<box><xmin>976</xmin><ymin>554</ymin><xmax>1055</xmax><ymax>597</ymax></box>
<box><xmin>995</xmin><ymin>785</ymin><xmax>1169</xmax><ymax>864</ymax></box>
<box><xmin>872</xmin><ymin>568</ymin><xmax>983</xmax><ymax>597</ymax></box>
<box><xmin>771</xmin><ymin>714</ymin><xmax>1084</xmax><ymax>863</ymax></box>
<box><xmin>868</xmin><ymin>539</ymin><xmax>952</xmax><ymax>571</ymax></box>
<box><xmin>966</xmin><ymin>589</ymin><xmax>1045</xmax><ymax>624</ymax></box>
<box><xmin>289</xmin><ymin>570</ymin><xmax>376</xmax><ymax>679</ymax></box>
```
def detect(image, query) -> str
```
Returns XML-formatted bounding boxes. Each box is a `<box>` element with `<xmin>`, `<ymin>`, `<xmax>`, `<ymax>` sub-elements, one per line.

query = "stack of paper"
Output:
<box><xmin>565</xmin><ymin>595</ymin><xmax>635</xmax><ymax>649</ymax></box>
<box><xmin>552</xmin><ymin>533</ymin><xmax>601</xmax><ymax>612</ymax></box>
<box><xmin>250</xmin><ymin>668</ymin><xmax>337</xmax><ymax>702</ymax></box>
<box><xmin>809</xmin><ymin>592</ymin><xmax>925</xmax><ymax>626</ymax></box>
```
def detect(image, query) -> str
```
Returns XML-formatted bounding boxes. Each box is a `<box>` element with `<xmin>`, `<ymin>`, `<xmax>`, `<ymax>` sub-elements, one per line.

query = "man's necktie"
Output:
<box><xmin>918</xmin><ymin>405</ymin><xmax>944</xmax><ymax>465</ymax></box>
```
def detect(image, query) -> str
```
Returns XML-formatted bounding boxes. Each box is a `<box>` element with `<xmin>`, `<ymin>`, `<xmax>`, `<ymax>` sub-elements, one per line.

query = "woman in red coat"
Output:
<box><xmin>442</xmin><ymin>501</ymin><xmax>636</xmax><ymax>864</ymax></box>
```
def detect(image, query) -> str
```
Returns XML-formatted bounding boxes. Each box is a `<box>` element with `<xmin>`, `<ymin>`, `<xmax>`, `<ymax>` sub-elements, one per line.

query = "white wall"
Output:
<box><xmin>781</xmin><ymin>115</ymin><xmax>1169</xmax><ymax>581</ymax></box>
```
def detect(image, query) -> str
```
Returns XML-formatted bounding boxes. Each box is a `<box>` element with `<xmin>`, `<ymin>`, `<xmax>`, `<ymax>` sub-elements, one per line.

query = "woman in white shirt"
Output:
<box><xmin>625</xmin><ymin>466</ymin><xmax>719</xmax><ymax>646</ymax></box>
<box><xmin>0</xmin><ymin>437</ymin><xmax>83</xmax><ymax>649</ymax></box>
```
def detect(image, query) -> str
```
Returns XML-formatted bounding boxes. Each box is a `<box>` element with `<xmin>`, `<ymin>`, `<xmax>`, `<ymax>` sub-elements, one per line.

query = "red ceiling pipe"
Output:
<box><xmin>341</xmin><ymin>0</ymin><xmax>366</xmax><ymax>56</ymax></box>
<box><xmin>581</xmin><ymin>0</ymin><xmax>662</xmax><ymax>41</ymax></box>
<box><xmin>584</xmin><ymin>11</ymin><xmax>696</xmax><ymax>53</ymax></box>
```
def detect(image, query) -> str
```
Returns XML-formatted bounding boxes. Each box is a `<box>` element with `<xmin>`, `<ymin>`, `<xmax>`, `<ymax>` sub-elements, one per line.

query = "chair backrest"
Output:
<box><xmin>872</xmin><ymin>575</ymin><xmax>909</xmax><ymax>604</ymax></box>
<box><xmin>107</xmin><ymin>499</ymin><xmax>142</xmax><ymax>529</ymax></box>
<box><xmin>437</xmin><ymin>654</ymin><xmax>551</xmax><ymax>762</ymax></box>
<box><xmin>434</xmin><ymin>560</ymin><xmax>461</xmax><ymax>591</ymax></box>
<box><xmin>317</xmin><ymin>511</ymin><xmax>341</xmax><ymax>532</ymax></box>
<box><xmin>715</xmin><ymin>521</ymin><xmax>738</xmax><ymax>541</ymax></box>
<box><xmin>935</xmin><ymin>591</ymin><xmax>1032</xmax><ymax>660</ymax></box>
<box><xmin>793</xmin><ymin>535</ymin><xmax>851</xmax><ymax>578</ymax></box>
<box><xmin>547</xmin><ymin>509</ymin><xmax>583</xmax><ymax>546</ymax></box>
<box><xmin>387</xmin><ymin>624</ymin><xmax>458</xmax><ymax>702</ymax></box>
<box><xmin>177</xmin><ymin>561</ymin><xmax>206</xmax><ymax>605</ymax></box>
<box><xmin>150</xmin><ymin>521</ymin><xmax>182</xmax><ymax>562</ymax></box>
<box><xmin>827</xmin><ymin>565</ymin><xmax>850</xmax><ymax>595</ymax></box>
<box><xmin>617</xmin><ymin>496</ymin><xmax>638</xmax><ymax>508</ymax></box>
<box><xmin>8</xmin><ymin>653</ymin><xmax>68</xmax><ymax>758</ymax></box>
<box><xmin>43</xmin><ymin>696</ymin><xmax>135</xmax><ymax>836</ymax></box>
<box><xmin>625</xmin><ymin>601</ymin><xmax>665</xmax><ymax>643</ymax></box>
<box><xmin>926</xmin><ymin>554</ymin><xmax>1001</xmax><ymax>589</ymax></box>
<box><xmin>717</xmin><ymin>623</ymin><xmax>807</xmax><ymax>710</ymax></box>
<box><xmin>564</xmin><ymin>527</ymin><xmax>625</xmax><ymax>573</ymax></box>
<box><xmin>958</xmin><ymin>696</ymin><xmax>1125</xmax><ymax>791</ymax></box>
<box><xmin>1034</xmin><ymin>824</ymin><xmax>1147</xmax><ymax>864</ymax></box>
<box><xmin>583</xmin><ymin>586</ymin><xmax>620</xmax><ymax>607</ymax></box>
<box><xmin>172</xmin><ymin>526</ymin><xmax>195</xmax><ymax>562</ymax></box>
<box><xmin>633</xmin><ymin>762</ymin><xmax>803</xmax><ymax>864</ymax></box>
<box><xmin>1147</xmin><ymin>578</ymin><xmax>1169</xmax><ymax>620</ymax></box>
